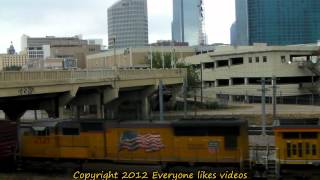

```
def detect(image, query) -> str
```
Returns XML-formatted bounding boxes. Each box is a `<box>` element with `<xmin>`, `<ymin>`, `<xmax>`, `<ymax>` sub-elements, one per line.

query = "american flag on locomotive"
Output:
<box><xmin>119</xmin><ymin>131</ymin><xmax>165</xmax><ymax>152</ymax></box>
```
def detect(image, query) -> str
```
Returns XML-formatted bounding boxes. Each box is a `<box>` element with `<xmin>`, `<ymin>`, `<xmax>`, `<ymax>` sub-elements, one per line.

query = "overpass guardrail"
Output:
<box><xmin>0</xmin><ymin>69</ymin><xmax>186</xmax><ymax>83</ymax></box>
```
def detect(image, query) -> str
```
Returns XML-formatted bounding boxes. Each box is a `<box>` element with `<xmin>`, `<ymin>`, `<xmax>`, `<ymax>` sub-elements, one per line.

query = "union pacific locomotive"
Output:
<box><xmin>3</xmin><ymin>117</ymin><xmax>320</xmax><ymax>179</ymax></box>
<box><xmin>274</xmin><ymin>118</ymin><xmax>320</xmax><ymax>178</ymax></box>
<box><xmin>20</xmin><ymin>118</ymin><xmax>249</xmax><ymax>169</ymax></box>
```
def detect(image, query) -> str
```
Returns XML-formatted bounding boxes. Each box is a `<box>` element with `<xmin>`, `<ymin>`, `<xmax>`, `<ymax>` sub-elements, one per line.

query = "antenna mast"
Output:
<box><xmin>198</xmin><ymin>0</ymin><xmax>207</xmax><ymax>46</ymax></box>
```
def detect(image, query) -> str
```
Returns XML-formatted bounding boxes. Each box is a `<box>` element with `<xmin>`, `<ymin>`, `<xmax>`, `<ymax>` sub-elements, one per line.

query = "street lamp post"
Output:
<box><xmin>200</xmin><ymin>63</ymin><xmax>203</xmax><ymax>104</ymax></box>
<box><xmin>112</xmin><ymin>37</ymin><xmax>117</xmax><ymax>69</ymax></box>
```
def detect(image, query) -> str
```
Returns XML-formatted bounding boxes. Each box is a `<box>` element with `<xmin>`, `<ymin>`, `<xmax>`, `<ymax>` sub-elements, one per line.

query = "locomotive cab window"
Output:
<box><xmin>173</xmin><ymin>126</ymin><xmax>240</xmax><ymax>136</ymax></box>
<box><xmin>225</xmin><ymin>136</ymin><xmax>238</xmax><ymax>150</ymax></box>
<box><xmin>62</xmin><ymin>128</ymin><xmax>79</xmax><ymax>135</ymax></box>
<box><xmin>301</xmin><ymin>132</ymin><xmax>318</xmax><ymax>139</ymax></box>
<box><xmin>283</xmin><ymin>132</ymin><xmax>318</xmax><ymax>139</ymax></box>
<box><xmin>32</xmin><ymin>127</ymin><xmax>49</xmax><ymax>136</ymax></box>
<box><xmin>174</xmin><ymin>127</ymin><xmax>209</xmax><ymax>136</ymax></box>
<box><xmin>283</xmin><ymin>132</ymin><xmax>299</xmax><ymax>139</ymax></box>
<box><xmin>81</xmin><ymin>122</ymin><xmax>104</xmax><ymax>132</ymax></box>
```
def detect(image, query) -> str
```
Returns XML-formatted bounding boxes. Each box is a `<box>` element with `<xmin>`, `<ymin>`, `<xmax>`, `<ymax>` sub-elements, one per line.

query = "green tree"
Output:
<box><xmin>3</xmin><ymin>65</ymin><xmax>22</xmax><ymax>71</ymax></box>
<box><xmin>147</xmin><ymin>52</ymin><xmax>199</xmax><ymax>89</ymax></box>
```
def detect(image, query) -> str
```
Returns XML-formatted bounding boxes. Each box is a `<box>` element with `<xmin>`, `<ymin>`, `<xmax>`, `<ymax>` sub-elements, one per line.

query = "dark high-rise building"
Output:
<box><xmin>231</xmin><ymin>0</ymin><xmax>320</xmax><ymax>45</ymax></box>
<box><xmin>172</xmin><ymin>0</ymin><xmax>201</xmax><ymax>46</ymax></box>
<box><xmin>231</xmin><ymin>0</ymin><xmax>249</xmax><ymax>45</ymax></box>
<box><xmin>7</xmin><ymin>42</ymin><xmax>16</xmax><ymax>55</ymax></box>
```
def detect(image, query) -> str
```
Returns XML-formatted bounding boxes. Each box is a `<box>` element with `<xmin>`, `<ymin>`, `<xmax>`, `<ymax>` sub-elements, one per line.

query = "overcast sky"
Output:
<box><xmin>0</xmin><ymin>0</ymin><xmax>235</xmax><ymax>53</ymax></box>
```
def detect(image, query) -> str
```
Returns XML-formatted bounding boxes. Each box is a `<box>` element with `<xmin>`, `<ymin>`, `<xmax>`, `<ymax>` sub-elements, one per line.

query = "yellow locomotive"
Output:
<box><xmin>20</xmin><ymin>118</ymin><xmax>249</xmax><ymax>168</ymax></box>
<box><xmin>274</xmin><ymin>118</ymin><xmax>320</xmax><ymax>178</ymax></box>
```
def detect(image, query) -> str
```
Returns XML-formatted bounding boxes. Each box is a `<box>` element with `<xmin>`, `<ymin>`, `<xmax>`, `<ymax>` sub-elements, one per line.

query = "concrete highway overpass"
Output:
<box><xmin>0</xmin><ymin>69</ymin><xmax>186</xmax><ymax>121</ymax></box>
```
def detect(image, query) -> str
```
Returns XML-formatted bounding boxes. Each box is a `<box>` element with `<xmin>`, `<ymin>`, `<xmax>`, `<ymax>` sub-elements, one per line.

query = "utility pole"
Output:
<box><xmin>272</xmin><ymin>76</ymin><xmax>277</xmax><ymax>120</ymax></box>
<box><xmin>173</xmin><ymin>48</ymin><xmax>176</xmax><ymax>68</ymax></box>
<box><xmin>113</xmin><ymin>37</ymin><xmax>117</xmax><ymax>69</ymax></box>
<box><xmin>200</xmin><ymin>63</ymin><xmax>203</xmax><ymax>104</ymax></box>
<box><xmin>261</xmin><ymin>77</ymin><xmax>266</xmax><ymax>136</ymax></box>
<box><xmin>194</xmin><ymin>88</ymin><xmax>197</xmax><ymax>117</ymax></box>
<box><xmin>161</xmin><ymin>46</ymin><xmax>165</xmax><ymax>69</ymax></box>
<box><xmin>257</xmin><ymin>77</ymin><xmax>269</xmax><ymax>136</ymax></box>
<box><xmin>159</xmin><ymin>80</ymin><xmax>164</xmax><ymax>121</ymax></box>
<box><xmin>129</xmin><ymin>47</ymin><xmax>133</xmax><ymax>68</ymax></box>
<box><xmin>149</xmin><ymin>45</ymin><xmax>153</xmax><ymax>69</ymax></box>
<box><xmin>183</xmin><ymin>77</ymin><xmax>188</xmax><ymax>118</ymax></box>
<box><xmin>171</xmin><ymin>42</ymin><xmax>174</xmax><ymax>68</ymax></box>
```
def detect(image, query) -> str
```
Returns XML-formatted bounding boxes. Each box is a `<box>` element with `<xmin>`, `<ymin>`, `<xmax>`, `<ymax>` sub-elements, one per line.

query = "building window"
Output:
<box><xmin>281</xmin><ymin>56</ymin><xmax>286</xmax><ymax>63</ymax></box>
<box><xmin>255</xmin><ymin>57</ymin><xmax>259</xmax><ymax>63</ymax></box>
<box><xmin>248</xmin><ymin>57</ymin><xmax>252</xmax><ymax>63</ymax></box>
<box><xmin>263</xmin><ymin>56</ymin><xmax>267</xmax><ymax>63</ymax></box>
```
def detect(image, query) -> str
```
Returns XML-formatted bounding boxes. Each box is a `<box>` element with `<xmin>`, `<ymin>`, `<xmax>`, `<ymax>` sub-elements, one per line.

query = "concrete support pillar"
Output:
<box><xmin>103</xmin><ymin>87</ymin><xmax>119</xmax><ymax>104</ymax></box>
<box><xmin>73</xmin><ymin>105</ymin><xmax>80</xmax><ymax>120</ymax></box>
<box><xmin>137</xmin><ymin>102</ymin><xmax>141</xmax><ymax>120</ymax></box>
<box><xmin>139</xmin><ymin>85</ymin><xmax>157</xmax><ymax>120</ymax></box>
<box><xmin>105</xmin><ymin>108</ymin><xmax>114</xmax><ymax>120</ymax></box>
<box><xmin>3</xmin><ymin>109</ymin><xmax>26</xmax><ymax>121</ymax></box>
<box><xmin>229</xmin><ymin>79</ymin><xmax>233</xmax><ymax>86</ymax></box>
<box><xmin>40</xmin><ymin>98</ymin><xmax>58</xmax><ymax>118</ymax></box>
<box><xmin>56</xmin><ymin>90</ymin><xmax>77</xmax><ymax>119</ymax></box>
<box><xmin>71</xmin><ymin>92</ymin><xmax>102</xmax><ymax>119</ymax></box>
<box><xmin>96</xmin><ymin>102</ymin><xmax>102</xmax><ymax>119</ymax></box>
<box><xmin>105</xmin><ymin>104</ymin><xmax>119</xmax><ymax>120</ymax></box>
<box><xmin>46</xmin><ymin>109</ymin><xmax>58</xmax><ymax>118</ymax></box>
<box><xmin>58</xmin><ymin>106</ymin><xmax>65</xmax><ymax>118</ymax></box>
<box><xmin>141</xmin><ymin>96</ymin><xmax>150</xmax><ymax>120</ymax></box>
<box><xmin>103</xmin><ymin>87</ymin><xmax>119</xmax><ymax>120</ymax></box>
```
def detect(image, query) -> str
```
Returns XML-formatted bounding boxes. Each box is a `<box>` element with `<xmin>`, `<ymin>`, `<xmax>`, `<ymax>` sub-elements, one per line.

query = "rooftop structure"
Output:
<box><xmin>184</xmin><ymin>43</ymin><xmax>320</xmax><ymax>104</ymax></box>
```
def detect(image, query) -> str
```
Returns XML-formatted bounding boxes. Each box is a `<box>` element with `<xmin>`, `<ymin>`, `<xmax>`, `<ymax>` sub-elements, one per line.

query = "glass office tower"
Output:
<box><xmin>172</xmin><ymin>0</ymin><xmax>201</xmax><ymax>46</ymax></box>
<box><xmin>232</xmin><ymin>0</ymin><xmax>320</xmax><ymax>45</ymax></box>
<box><xmin>108</xmin><ymin>0</ymin><xmax>148</xmax><ymax>49</ymax></box>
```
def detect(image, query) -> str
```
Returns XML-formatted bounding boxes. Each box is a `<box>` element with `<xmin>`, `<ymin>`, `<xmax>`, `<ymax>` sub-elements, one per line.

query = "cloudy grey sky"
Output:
<box><xmin>0</xmin><ymin>0</ymin><xmax>235</xmax><ymax>53</ymax></box>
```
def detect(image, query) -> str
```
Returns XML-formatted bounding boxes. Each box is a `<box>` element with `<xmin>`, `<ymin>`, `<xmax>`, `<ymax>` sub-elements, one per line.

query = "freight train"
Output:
<box><xmin>20</xmin><ymin>118</ymin><xmax>249</xmax><ymax>169</ymax></box>
<box><xmin>2</xmin><ymin>117</ymin><xmax>320</xmax><ymax>179</ymax></box>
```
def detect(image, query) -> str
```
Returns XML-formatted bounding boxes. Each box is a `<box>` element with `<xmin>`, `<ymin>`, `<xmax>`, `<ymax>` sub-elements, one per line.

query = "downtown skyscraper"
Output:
<box><xmin>172</xmin><ymin>0</ymin><xmax>204</xmax><ymax>46</ymax></box>
<box><xmin>231</xmin><ymin>0</ymin><xmax>320</xmax><ymax>46</ymax></box>
<box><xmin>108</xmin><ymin>0</ymin><xmax>148</xmax><ymax>49</ymax></box>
